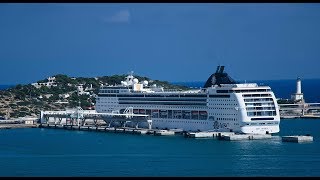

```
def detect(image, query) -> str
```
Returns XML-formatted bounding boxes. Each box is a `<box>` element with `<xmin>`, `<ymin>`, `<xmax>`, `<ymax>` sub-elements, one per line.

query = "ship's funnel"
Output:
<box><xmin>215</xmin><ymin>66</ymin><xmax>220</xmax><ymax>73</ymax></box>
<box><xmin>219</xmin><ymin>66</ymin><xmax>225</xmax><ymax>73</ymax></box>
<box><xmin>203</xmin><ymin>66</ymin><xmax>236</xmax><ymax>88</ymax></box>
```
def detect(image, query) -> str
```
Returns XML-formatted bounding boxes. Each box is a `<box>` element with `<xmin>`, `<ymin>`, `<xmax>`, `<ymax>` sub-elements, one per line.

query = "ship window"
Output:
<box><xmin>209</xmin><ymin>95</ymin><xmax>230</xmax><ymax>98</ymax></box>
<box><xmin>217</xmin><ymin>90</ymin><xmax>229</xmax><ymax>93</ymax></box>
<box><xmin>251</xmin><ymin>117</ymin><xmax>274</xmax><ymax>120</ymax></box>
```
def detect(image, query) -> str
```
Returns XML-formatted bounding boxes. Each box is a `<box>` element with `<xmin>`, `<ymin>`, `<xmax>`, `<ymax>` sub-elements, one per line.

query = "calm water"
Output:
<box><xmin>0</xmin><ymin>119</ymin><xmax>319</xmax><ymax>177</ymax></box>
<box><xmin>0</xmin><ymin>85</ymin><xmax>14</xmax><ymax>90</ymax></box>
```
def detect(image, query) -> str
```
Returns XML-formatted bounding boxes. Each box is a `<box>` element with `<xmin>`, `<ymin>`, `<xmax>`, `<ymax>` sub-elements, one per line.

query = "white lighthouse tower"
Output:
<box><xmin>291</xmin><ymin>77</ymin><xmax>304</xmax><ymax>103</ymax></box>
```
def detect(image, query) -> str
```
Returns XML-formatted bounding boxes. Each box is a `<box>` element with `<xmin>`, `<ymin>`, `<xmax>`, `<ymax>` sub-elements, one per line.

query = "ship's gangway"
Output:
<box><xmin>40</xmin><ymin>107</ymin><xmax>152</xmax><ymax>129</ymax></box>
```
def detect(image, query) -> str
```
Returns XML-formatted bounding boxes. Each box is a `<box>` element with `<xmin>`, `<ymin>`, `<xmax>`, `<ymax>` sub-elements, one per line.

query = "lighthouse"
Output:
<box><xmin>291</xmin><ymin>77</ymin><xmax>304</xmax><ymax>103</ymax></box>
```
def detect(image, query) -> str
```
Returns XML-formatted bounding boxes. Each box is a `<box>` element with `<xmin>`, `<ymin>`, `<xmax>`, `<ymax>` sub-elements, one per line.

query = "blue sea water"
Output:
<box><xmin>0</xmin><ymin>85</ymin><xmax>14</xmax><ymax>90</ymax></box>
<box><xmin>0</xmin><ymin>119</ymin><xmax>319</xmax><ymax>177</ymax></box>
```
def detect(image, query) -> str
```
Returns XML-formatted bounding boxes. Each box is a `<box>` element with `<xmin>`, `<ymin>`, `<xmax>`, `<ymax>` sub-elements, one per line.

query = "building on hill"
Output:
<box><xmin>59</xmin><ymin>93</ymin><xmax>70</xmax><ymax>99</ymax></box>
<box><xmin>85</xmin><ymin>84</ymin><xmax>93</xmax><ymax>91</ymax></box>
<box><xmin>31</xmin><ymin>76</ymin><xmax>57</xmax><ymax>89</ymax></box>
<box><xmin>77</xmin><ymin>84</ymin><xmax>90</xmax><ymax>96</ymax></box>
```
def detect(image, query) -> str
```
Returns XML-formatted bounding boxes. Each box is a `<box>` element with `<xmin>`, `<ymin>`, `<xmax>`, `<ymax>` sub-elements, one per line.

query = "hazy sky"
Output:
<box><xmin>1</xmin><ymin>3</ymin><xmax>320</xmax><ymax>84</ymax></box>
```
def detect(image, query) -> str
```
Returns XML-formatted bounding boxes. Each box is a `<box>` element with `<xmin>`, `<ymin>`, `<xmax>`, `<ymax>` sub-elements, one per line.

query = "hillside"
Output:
<box><xmin>0</xmin><ymin>74</ymin><xmax>189</xmax><ymax>119</ymax></box>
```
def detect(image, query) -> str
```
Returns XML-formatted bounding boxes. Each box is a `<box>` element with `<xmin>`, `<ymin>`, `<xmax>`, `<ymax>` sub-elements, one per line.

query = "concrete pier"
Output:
<box><xmin>134</xmin><ymin>129</ymin><xmax>148</xmax><ymax>134</ymax></box>
<box><xmin>154</xmin><ymin>130</ymin><xmax>175</xmax><ymax>136</ymax></box>
<box><xmin>97</xmin><ymin>127</ymin><xmax>107</xmax><ymax>131</ymax></box>
<box><xmin>248</xmin><ymin>134</ymin><xmax>272</xmax><ymax>140</ymax></box>
<box><xmin>37</xmin><ymin>123</ymin><xmax>313</xmax><ymax>145</ymax></box>
<box><xmin>185</xmin><ymin>131</ymin><xmax>235</xmax><ymax>138</ymax></box>
<box><xmin>0</xmin><ymin>124</ymin><xmax>38</xmax><ymax>129</ymax></box>
<box><xmin>169</xmin><ymin>129</ymin><xmax>184</xmax><ymax>134</ymax></box>
<box><xmin>221</xmin><ymin>134</ymin><xmax>272</xmax><ymax>141</ymax></box>
<box><xmin>115</xmin><ymin>128</ymin><xmax>125</xmax><ymax>133</ymax></box>
<box><xmin>124</xmin><ymin>128</ymin><xmax>134</xmax><ymax>134</ymax></box>
<box><xmin>80</xmin><ymin>126</ymin><xmax>89</xmax><ymax>130</ymax></box>
<box><xmin>106</xmin><ymin>127</ymin><xmax>115</xmax><ymax>132</ymax></box>
<box><xmin>187</xmin><ymin>132</ymin><xmax>216</xmax><ymax>138</ymax></box>
<box><xmin>282</xmin><ymin>135</ymin><xmax>313</xmax><ymax>143</ymax></box>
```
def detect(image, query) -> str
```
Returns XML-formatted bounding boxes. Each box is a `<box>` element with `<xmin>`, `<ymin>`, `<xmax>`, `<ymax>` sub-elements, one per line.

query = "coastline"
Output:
<box><xmin>0</xmin><ymin>123</ymin><xmax>38</xmax><ymax>129</ymax></box>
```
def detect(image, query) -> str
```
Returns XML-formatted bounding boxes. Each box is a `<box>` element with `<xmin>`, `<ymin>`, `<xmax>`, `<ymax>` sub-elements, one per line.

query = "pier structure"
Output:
<box><xmin>40</xmin><ymin>107</ymin><xmax>152</xmax><ymax>129</ymax></box>
<box><xmin>282</xmin><ymin>135</ymin><xmax>313</xmax><ymax>143</ymax></box>
<box><xmin>278</xmin><ymin>77</ymin><xmax>320</xmax><ymax>118</ymax></box>
<box><xmin>279</xmin><ymin>103</ymin><xmax>320</xmax><ymax>118</ymax></box>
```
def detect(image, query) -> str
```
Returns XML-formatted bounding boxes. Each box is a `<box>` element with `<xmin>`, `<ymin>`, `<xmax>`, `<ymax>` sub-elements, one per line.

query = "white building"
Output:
<box><xmin>85</xmin><ymin>84</ymin><xmax>93</xmax><ymax>91</ymax></box>
<box><xmin>77</xmin><ymin>85</ymin><xmax>90</xmax><ymax>95</ymax></box>
<box><xmin>22</xmin><ymin>117</ymin><xmax>38</xmax><ymax>125</ymax></box>
<box><xmin>59</xmin><ymin>93</ymin><xmax>70</xmax><ymax>99</ymax></box>
<box><xmin>25</xmin><ymin>120</ymin><xmax>35</xmax><ymax>125</ymax></box>
<box><xmin>32</xmin><ymin>76</ymin><xmax>58</xmax><ymax>89</ymax></box>
<box><xmin>291</xmin><ymin>77</ymin><xmax>304</xmax><ymax>103</ymax></box>
<box><xmin>43</xmin><ymin>94</ymin><xmax>53</xmax><ymax>98</ymax></box>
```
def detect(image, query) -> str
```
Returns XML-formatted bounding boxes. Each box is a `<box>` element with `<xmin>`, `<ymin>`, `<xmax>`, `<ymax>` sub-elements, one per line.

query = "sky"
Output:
<box><xmin>0</xmin><ymin>3</ymin><xmax>320</xmax><ymax>85</ymax></box>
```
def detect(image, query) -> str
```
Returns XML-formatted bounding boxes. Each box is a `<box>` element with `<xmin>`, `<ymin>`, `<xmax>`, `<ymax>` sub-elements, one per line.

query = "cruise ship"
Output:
<box><xmin>95</xmin><ymin>66</ymin><xmax>280</xmax><ymax>134</ymax></box>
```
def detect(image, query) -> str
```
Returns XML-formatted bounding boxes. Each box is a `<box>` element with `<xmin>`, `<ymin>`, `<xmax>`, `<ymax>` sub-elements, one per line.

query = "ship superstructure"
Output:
<box><xmin>95</xmin><ymin>66</ymin><xmax>280</xmax><ymax>134</ymax></box>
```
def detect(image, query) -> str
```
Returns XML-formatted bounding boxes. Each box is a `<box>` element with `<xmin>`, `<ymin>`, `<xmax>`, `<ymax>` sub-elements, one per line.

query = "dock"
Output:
<box><xmin>279</xmin><ymin>103</ymin><xmax>320</xmax><ymax>119</ymax></box>
<box><xmin>154</xmin><ymin>130</ymin><xmax>175</xmax><ymax>136</ymax></box>
<box><xmin>169</xmin><ymin>128</ymin><xmax>184</xmax><ymax>134</ymax></box>
<box><xmin>184</xmin><ymin>131</ymin><xmax>272</xmax><ymax>141</ymax></box>
<box><xmin>282</xmin><ymin>135</ymin><xmax>313</xmax><ymax>143</ymax></box>
<box><xmin>185</xmin><ymin>131</ymin><xmax>235</xmax><ymax>138</ymax></box>
<box><xmin>0</xmin><ymin>117</ymin><xmax>39</xmax><ymax>129</ymax></box>
<box><xmin>221</xmin><ymin>134</ymin><xmax>272</xmax><ymax>141</ymax></box>
<box><xmin>38</xmin><ymin>124</ymin><xmax>157</xmax><ymax>135</ymax></box>
<box><xmin>1</xmin><ymin>122</ymin><xmax>309</xmax><ymax>144</ymax></box>
<box><xmin>0</xmin><ymin>124</ymin><xmax>38</xmax><ymax>129</ymax></box>
<box><xmin>278</xmin><ymin>77</ymin><xmax>320</xmax><ymax>119</ymax></box>
<box><xmin>3</xmin><ymin>106</ymin><xmax>310</xmax><ymax>143</ymax></box>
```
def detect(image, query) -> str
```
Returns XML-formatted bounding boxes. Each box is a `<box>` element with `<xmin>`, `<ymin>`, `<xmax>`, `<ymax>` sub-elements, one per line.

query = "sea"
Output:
<box><xmin>0</xmin><ymin>85</ymin><xmax>14</xmax><ymax>90</ymax></box>
<box><xmin>0</xmin><ymin>79</ymin><xmax>320</xmax><ymax>177</ymax></box>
